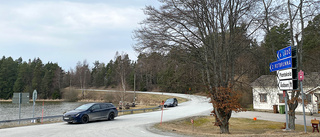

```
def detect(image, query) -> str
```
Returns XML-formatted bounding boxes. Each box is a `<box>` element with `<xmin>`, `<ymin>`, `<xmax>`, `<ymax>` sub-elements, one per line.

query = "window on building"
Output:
<box><xmin>279</xmin><ymin>94</ymin><xmax>285</xmax><ymax>103</ymax></box>
<box><xmin>306</xmin><ymin>94</ymin><xmax>312</xmax><ymax>103</ymax></box>
<box><xmin>260</xmin><ymin>94</ymin><xmax>267</xmax><ymax>102</ymax></box>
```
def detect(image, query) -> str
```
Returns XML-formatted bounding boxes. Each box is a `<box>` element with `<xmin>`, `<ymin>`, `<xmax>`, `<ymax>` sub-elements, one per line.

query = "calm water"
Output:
<box><xmin>0</xmin><ymin>101</ymin><xmax>88</xmax><ymax>121</ymax></box>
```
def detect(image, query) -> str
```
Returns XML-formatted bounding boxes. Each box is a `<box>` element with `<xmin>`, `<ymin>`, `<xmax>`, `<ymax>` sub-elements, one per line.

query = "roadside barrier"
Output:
<box><xmin>0</xmin><ymin>106</ymin><xmax>161</xmax><ymax>124</ymax></box>
<box><xmin>0</xmin><ymin>115</ymin><xmax>62</xmax><ymax>124</ymax></box>
<box><xmin>118</xmin><ymin>106</ymin><xmax>161</xmax><ymax>114</ymax></box>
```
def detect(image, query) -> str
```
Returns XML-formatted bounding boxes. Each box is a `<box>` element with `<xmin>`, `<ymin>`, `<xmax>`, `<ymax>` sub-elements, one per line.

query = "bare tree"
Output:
<box><xmin>134</xmin><ymin>0</ymin><xmax>258</xmax><ymax>133</ymax></box>
<box><xmin>75</xmin><ymin>60</ymin><xmax>91</xmax><ymax>99</ymax></box>
<box><xmin>284</xmin><ymin>0</ymin><xmax>320</xmax><ymax>130</ymax></box>
<box><xmin>114</xmin><ymin>52</ymin><xmax>132</xmax><ymax>109</ymax></box>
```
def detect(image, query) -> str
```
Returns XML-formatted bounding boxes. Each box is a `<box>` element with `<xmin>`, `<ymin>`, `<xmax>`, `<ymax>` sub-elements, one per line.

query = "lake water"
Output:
<box><xmin>0</xmin><ymin>101</ymin><xmax>87</xmax><ymax>121</ymax></box>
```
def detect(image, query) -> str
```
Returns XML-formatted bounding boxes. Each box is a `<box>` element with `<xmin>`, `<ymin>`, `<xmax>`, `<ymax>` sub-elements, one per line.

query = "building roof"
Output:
<box><xmin>251</xmin><ymin>72</ymin><xmax>320</xmax><ymax>88</ymax></box>
<box><xmin>250</xmin><ymin>75</ymin><xmax>277</xmax><ymax>87</ymax></box>
<box><xmin>305</xmin><ymin>86</ymin><xmax>320</xmax><ymax>94</ymax></box>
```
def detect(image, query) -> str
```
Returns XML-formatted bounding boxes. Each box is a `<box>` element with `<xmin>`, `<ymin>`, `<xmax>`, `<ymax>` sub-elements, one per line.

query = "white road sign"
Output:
<box><xmin>277</xmin><ymin>69</ymin><xmax>293</xmax><ymax>80</ymax></box>
<box><xmin>278</xmin><ymin>79</ymin><xmax>293</xmax><ymax>90</ymax></box>
<box><xmin>33</xmin><ymin>90</ymin><xmax>37</xmax><ymax>102</ymax></box>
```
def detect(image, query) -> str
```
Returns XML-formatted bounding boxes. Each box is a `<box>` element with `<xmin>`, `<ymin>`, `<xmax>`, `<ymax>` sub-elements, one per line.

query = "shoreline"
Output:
<box><xmin>0</xmin><ymin>99</ymin><xmax>110</xmax><ymax>102</ymax></box>
<box><xmin>0</xmin><ymin>99</ymin><xmax>65</xmax><ymax>102</ymax></box>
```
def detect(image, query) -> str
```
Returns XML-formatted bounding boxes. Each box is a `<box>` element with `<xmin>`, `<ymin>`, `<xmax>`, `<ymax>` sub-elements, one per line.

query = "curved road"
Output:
<box><xmin>0</xmin><ymin>92</ymin><xmax>212</xmax><ymax>137</ymax></box>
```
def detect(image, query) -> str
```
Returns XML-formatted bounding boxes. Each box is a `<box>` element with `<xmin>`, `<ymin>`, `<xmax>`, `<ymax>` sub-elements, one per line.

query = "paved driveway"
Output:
<box><xmin>232</xmin><ymin>111</ymin><xmax>320</xmax><ymax>126</ymax></box>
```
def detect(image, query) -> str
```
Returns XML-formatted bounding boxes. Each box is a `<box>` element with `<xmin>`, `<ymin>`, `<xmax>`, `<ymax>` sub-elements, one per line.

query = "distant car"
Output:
<box><xmin>164</xmin><ymin>98</ymin><xmax>178</xmax><ymax>108</ymax></box>
<box><xmin>63</xmin><ymin>103</ymin><xmax>118</xmax><ymax>124</ymax></box>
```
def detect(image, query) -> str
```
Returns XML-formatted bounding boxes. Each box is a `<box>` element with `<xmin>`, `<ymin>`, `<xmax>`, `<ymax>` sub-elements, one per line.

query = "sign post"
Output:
<box><xmin>284</xmin><ymin>90</ymin><xmax>290</xmax><ymax>130</ymax></box>
<box><xmin>12</xmin><ymin>93</ymin><xmax>29</xmax><ymax>124</ymax></box>
<box><xmin>32</xmin><ymin>90</ymin><xmax>37</xmax><ymax>123</ymax></box>
<box><xmin>160</xmin><ymin>100</ymin><xmax>164</xmax><ymax>125</ymax></box>
<box><xmin>270</xmin><ymin>46</ymin><xmax>297</xmax><ymax>131</ymax></box>
<box><xmin>191</xmin><ymin>119</ymin><xmax>194</xmax><ymax>132</ymax></box>
<box><xmin>298</xmin><ymin>70</ymin><xmax>307</xmax><ymax>133</ymax></box>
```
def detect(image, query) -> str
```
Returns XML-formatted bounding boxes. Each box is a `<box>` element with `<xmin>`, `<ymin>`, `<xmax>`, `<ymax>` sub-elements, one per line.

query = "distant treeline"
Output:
<box><xmin>0</xmin><ymin>57</ymin><xmax>63</xmax><ymax>99</ymax></box>
<box><xmin>0</xmin><ymin>51</ymin><xmax>205</xmax><ymax>100</ymax></box>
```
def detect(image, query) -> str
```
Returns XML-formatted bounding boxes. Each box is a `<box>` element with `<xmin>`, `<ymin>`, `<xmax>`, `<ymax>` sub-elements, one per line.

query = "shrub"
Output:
<box><xmin>62</xmin><ymin>89</ymin><xmax>79</xmax><ymax>102</ymax></box>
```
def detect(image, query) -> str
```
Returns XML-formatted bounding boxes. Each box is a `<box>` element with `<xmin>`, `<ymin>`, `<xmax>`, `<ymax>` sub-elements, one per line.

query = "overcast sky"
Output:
<box><xmin>0</xmin><ymin>0</ymin><xmax>160</xmax><ymax>71</ymax></box>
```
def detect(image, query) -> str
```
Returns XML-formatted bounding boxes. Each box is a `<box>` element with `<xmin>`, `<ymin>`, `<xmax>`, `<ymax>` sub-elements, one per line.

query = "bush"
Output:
<box><xmin>104</xmin><ymin>93</ymin><xmax>115</xmax><ymax>103</ymax></box>
<box><xmin>52</xmin><ymin>90</ymin><xmax>61</xmax><ymax>99</ymax></box>
<box><xmin>62</xmin><ymin>89</ymin><xmax>79</xmax><ymax>102</ymax></box>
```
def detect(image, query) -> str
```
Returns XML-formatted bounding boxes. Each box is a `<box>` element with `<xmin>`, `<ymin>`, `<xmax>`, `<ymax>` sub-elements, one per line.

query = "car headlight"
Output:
<box><xmin>75</xmin><ymin>113</ymin><xmax>80</xmax><ymax>117</ymax></box>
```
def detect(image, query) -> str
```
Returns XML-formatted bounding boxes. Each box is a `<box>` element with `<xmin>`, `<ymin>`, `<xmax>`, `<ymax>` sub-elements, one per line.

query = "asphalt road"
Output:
<box><xmin>0</xmin><ymin>92</ymin><xmax>212</xmax><ymax>137</ymax></box>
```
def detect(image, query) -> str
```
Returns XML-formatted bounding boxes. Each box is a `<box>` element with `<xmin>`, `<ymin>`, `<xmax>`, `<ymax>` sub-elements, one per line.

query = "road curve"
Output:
<box><xmin>0</xmin><ymin>92</ymin><xmax>212</xmax><ymax>137</ymax></box>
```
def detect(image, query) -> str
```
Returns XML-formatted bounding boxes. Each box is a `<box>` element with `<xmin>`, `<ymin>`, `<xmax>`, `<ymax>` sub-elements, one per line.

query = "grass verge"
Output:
<box><xmin>155</xmin><ymin>116</ymin><xmax>318</xmax><ymax>136</ymax></box>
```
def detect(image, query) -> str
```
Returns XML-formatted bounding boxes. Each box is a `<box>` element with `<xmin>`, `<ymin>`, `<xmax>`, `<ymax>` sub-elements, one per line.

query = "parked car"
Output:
<box><xmin>164</xmin><ymin>98</ymin><xmax>178</xmax><ymax>108</ymax></box>
<box><xmin>63</xmin><ymin>103</ymin><xmax>118</xmax><ymax>124</ymax></box>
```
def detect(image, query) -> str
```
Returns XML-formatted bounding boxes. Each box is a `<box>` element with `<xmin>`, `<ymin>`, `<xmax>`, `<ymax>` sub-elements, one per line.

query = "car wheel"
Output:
<box><xmin>81</xmin><ymin>115</ymin><xmax>89</xmax><ymax>124</ymax></box>
<box><xmin>108</xmin><ymin>113</ymin><xmax>114</xmax><ymax>120</ymax></box>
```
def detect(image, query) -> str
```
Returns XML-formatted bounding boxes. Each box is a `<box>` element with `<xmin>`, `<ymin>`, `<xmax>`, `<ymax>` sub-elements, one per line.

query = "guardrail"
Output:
<box><xmin>119</xmin><ymin>106</ymin><xmax>161</xmax><ymax>114</ymax></box>
<box><xmin>0</xmin><ymin>106</ymin><xmax>161</xmax><ymax>124</ymax></box>
<box><xmin>0</xmin><ymin>115</ymin><xmax>63</xmax><ymax>124</ymax></box>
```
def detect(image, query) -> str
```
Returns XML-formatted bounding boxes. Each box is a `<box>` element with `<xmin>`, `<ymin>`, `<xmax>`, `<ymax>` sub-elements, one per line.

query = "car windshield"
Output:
<box><xmin>75</xmin><ymin>104</ymin><xmax>93</xmax><ymax>110</ymax></box>
<box><xmin>165</xmin><ymin>99</ymin><xmax>174</xmax><ymax>103</ymax></box>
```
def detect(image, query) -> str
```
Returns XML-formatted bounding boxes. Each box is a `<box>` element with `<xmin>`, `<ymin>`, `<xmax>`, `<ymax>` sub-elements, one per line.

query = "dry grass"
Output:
<box><xmin>136</xmin><ymin>93</ymin><xmax>187</xmax><ymax>106</ymax></box>
<box><xmin>155</xmin><ymin>116</ymin><xmax>320</xmax><ymax>137</ymax></box>
<box><xmin>61</xmin><ymin>89</ymin><xmax>188</xmax><ymax>106</ymax></box>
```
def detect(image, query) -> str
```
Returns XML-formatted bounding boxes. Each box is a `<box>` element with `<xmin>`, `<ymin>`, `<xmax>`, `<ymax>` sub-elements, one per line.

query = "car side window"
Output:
<box><xmin>101</xmin><ymin>104</ymin><xmax>108</xmax><ymax>109</ymax></box>
<box><xmin>91</xmin><ymin>104</ymin><xmax>101</xmax><ymax>110</ymax></box>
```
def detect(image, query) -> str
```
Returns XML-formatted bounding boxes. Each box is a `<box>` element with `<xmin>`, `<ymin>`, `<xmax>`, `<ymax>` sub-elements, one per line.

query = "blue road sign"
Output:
<box><xmin>270</xmin><ymin>57</ymin><xmax>292</xmax><ymax>72</ymax></box>
<box><xmin>277</xmin><ymin>46</ymin><xmax>291</xmax><ymax>60</ymax></box>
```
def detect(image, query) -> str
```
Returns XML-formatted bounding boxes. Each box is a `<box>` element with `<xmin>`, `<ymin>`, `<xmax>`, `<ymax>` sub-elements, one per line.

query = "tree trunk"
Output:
<box><xmin>298</xmin><ymin>0</ymin><xmax>304</xmax><ymax>70</ymax></box>
<box><xmin>288</xmin><ymin>91</ymin><xmax>299</xmax><ymax>130</ymax></box>
<box><xmin>220</xmin><ymin>124</ymin><xmax>230</xmax><ymax>134</ymax></box>
<box><xmin>288</xmin><ymin>110</ymin><xmax>296</xmax><ymax>130</ymax></box>
<box><xmin>214</xmin><ymin>108</ymin><xmax>232</xmax><ymax>134</ymax></box>
<box><xmin>287</xmin><ymin>0</ymin><xmax>295</xmax><ymax>46</ymax></box>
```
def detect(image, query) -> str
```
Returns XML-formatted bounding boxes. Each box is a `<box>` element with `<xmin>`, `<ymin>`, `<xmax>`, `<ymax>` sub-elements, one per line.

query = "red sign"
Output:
<box><xmin>298</xmin><ymin>70</ymin><xmax>304</xmax><ymax>81</ymax></box>
<box><xmin>191</xmin><ymin>119</ymin><xmax>194</xmax><ymax>124</ymax></box>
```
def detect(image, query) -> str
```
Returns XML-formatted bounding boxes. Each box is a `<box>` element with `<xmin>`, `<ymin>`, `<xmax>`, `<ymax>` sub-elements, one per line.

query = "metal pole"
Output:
<box><xmin>301</xmin><ymin>81</ymin><xmax>307</xmax><ymax>133</ymax></box>
<box><xmin>33</xmin><ymin>98</ymin><xmax>35</xmax><ymax>123</ymax></box>
<box><xmin>19</xmin><ymin>93</ymin><xmax>21</xmax><ymax>125</ymax></box>
<box><xmin>160</xmin><ymin>101</ymin><xmax>164</xmax><ymax>125</ymax></box>
<box><xmin>134</xmin><ymin>73</ymin><xmax>136</xmax><ymax>104</ymax></box>
<box><xmin>284</xmin><ymin>90</ymin><xmax>290</xmax><ymax>130</ymax></box>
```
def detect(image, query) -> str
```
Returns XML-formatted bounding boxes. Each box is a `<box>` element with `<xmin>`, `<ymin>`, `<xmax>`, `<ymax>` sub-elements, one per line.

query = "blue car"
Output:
<box><xmin>63</xmin><ymin>103</ymin><xmax>118</xmax><ymax>124</ymax></box>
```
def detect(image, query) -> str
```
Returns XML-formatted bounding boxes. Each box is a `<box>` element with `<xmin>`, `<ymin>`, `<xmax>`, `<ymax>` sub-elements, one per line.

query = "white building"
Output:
<box><xmin>251</xmin><ymin>73</ymin><xmax>320</xmax><ymax>114</ymax></box>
